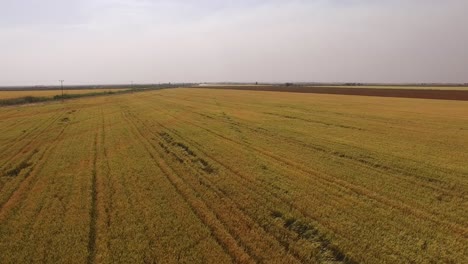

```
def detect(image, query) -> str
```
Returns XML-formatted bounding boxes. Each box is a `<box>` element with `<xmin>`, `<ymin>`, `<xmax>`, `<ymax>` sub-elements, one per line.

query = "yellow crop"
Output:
<box><xmin>0</xmin><ymin>88</ymin><xmax>466</xmax><ymax>263</ymax></box>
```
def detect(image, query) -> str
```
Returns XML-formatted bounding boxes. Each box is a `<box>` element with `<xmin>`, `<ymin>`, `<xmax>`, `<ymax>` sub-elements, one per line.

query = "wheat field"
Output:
<box><xmin>0</xmin><ymin>88</ymin><xmax>467</xmax><ymax>263</ymax></box>
<box><xmin>0</xmin><ymin>89</ymin><xmax>127</xmax><ymax>100</ymax></box>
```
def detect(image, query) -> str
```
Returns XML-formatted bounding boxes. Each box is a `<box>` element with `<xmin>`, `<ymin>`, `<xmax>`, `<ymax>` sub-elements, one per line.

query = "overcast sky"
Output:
<box><xmin>1</xmin><ymin>0</ymin><xmax>467</xmax><ymax>85</ymax></box>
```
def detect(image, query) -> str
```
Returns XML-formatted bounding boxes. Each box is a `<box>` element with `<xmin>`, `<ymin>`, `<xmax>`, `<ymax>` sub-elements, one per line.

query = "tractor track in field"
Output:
<box><xmin>120</xmin><ymin>107</ymin><xmax>256</xmax><ymax>264</ymax></box>
<box><xmin>0</xmin><ymin>108</ymin><xmax>75</xmax><ymax>215</ymax></box>
<box><xmin>151</xmin><ymin>96</ymin><xmax>468</xmax><ymax>225</ymax></box>
<box><xmin>154</xmin><ymin>136</ymin><xmax>287</xmax><ymax>263</ymax></box>
<box><xmin>26</xmin><ymin>128</ymin><xmax>93</xmax><ymax>261</ymax></box>
<box><xmin>157</xmin><ymin>94</ymin><xmax>465</xmax><ymax>199</ymax></box>
<box><xmin>145</xmin><ymin>97</ymin><xmax>444</xmax><ymax>201</ymax></box>
<box><xmin>6</xmin><ymin>108</ymin><xmax>72</xmax><ymax>149</ymax></box>
<box><xmin>143</xmin><ymin>99</ymin><xmax>468</xmax><ymax>238</ymax></box>
<box><xmin>0</xmin><ymin>110</ymin><xmax>66</xmax><ymax>169</ymax></box>
<box><xmin>0</xmin><ymin>109</ymin><xmax>60</xmax><ymax>137</ymax></box>
<box><xmin>109</xmin><ymin>110</ymin><xmax>166</xmax><ymax>263</ymax></box>
<box><xmin>120</xmin><ymin>108</ymin><xmax>254</xmax><ymax>263</ymax></box>
<box><xmin>128</xmin><ymin>109</ymin><xmax>355</xmax><ymax>263</ymax></box>
<box><xmin>186</xmin><ymin>115</ymin><xmax>468</xmax><ymax>237</ymax></box>
<box><xmin>87</xmin><ymin>129</ymin><xmax>99</xmax><ymax>264</ymax></box>
<box><xmin>0</xmin><ymin>116</ymin><xmax>45</xmax><ymax>147</ymax></box>
<box><xmin>132</xmin><ymin>99</ymin><xmax>420</xmax><ymax>262</ymax></box>
<box><xmin>125</xmin><ymin>99</ymin><xmax>359</xmax><ymax>261</ymax></box>
<box><xmin>109</xmin><ymin>111</ymin><xmax>156</xmax><ymax>252</ymax></box>
<box><xmin>94</xmin><ymin>108</ymin><xmax>113</xmax><ymax>260</ymax></box>
<box><xmin>0</xmin><ymin>121</ymin><xmax>70</xmax><ymax>222</ymax></box>
<box><xmin>191</xmin><ymin>108</ymin><xmax>467</xmax><ymax>204</ymax></box>
<box><xmin>127</xmin><ymin>111</ymin><xmax>306</xmax><ymax>263</ymax></box>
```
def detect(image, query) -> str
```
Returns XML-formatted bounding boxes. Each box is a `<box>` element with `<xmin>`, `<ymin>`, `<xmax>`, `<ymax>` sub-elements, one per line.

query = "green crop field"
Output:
<box><xmin>0</xmin><ymin>88</ymin><xmax>467</xmax><ymax>263</ymax></box>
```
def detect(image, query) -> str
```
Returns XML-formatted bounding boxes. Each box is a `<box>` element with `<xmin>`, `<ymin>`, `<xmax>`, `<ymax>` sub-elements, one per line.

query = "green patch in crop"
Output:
<box><xmin>4</xmin><ymin>161</ymin><xmax>32</xmax><ymax>177</ymax></box>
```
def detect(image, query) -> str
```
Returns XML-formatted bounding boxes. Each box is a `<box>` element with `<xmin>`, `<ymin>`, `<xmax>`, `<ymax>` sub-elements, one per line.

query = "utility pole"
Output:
<box><xmin>59</xmin><ymin>80</ymin><xmax>64</xmax><ymax>102</ymax></box>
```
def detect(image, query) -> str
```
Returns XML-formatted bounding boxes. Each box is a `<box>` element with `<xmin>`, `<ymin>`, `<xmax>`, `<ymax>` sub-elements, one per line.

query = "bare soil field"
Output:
<box><xmin>196</xmin><ymin>86</ymin><xmax>468</xmax><ymax>101</ymax></box>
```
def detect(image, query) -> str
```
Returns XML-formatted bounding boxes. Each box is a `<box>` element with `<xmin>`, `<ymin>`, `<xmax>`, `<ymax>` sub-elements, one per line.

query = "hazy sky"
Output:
<box><xmin>1</xmin><ymin>0</ymin><xmax>467</xmax><ymax>85</ymax></box>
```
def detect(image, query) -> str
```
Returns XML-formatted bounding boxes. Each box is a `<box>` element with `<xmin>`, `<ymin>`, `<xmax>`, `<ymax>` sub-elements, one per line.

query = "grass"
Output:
<box><xmin>0</xmin><ymin>88</ymin><xmax>466</xmax><ymax>263</ymax></box>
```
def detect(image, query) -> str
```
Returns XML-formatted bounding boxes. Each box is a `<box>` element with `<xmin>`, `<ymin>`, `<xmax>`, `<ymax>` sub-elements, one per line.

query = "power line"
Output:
<box><xmin>59</xmin><ymin>80</ymin><xmax>64</xmax><ymax>102</ymax></box>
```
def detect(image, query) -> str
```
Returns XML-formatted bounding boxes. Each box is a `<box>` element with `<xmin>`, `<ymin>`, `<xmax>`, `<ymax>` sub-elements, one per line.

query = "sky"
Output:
<box><xmin>1</xmin><ymin>0</ymin><xmax>467</xmax><ymax>86</ymax></box>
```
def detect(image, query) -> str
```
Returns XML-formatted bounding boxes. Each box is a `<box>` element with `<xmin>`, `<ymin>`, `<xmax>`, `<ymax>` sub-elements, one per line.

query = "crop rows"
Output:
<box><xmin>0</xmin><ymin>89</ymin><xmax>467</xmax><ymax>263</ymax></box>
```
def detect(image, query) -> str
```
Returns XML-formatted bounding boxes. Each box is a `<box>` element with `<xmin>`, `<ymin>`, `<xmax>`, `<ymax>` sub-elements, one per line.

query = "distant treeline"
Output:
<box><xmin>4</xmin><ymin>82</ymin><xmax>467</xmax><ymax>91</ymax></box>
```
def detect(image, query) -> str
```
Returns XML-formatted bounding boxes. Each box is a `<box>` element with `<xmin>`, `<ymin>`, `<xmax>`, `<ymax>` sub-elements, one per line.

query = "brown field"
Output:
<box><xmin>0</xmin><ymin>88</ymin><xmax>467</xmax><ymax>263</ymax></box>
<box><xmin>196</xmin><ymin>86</ymin><xmax>468</xmax><ymax>101</ymax></box>
<box><xmin>315</xmin><ymin>85</ymin><xmax>468</xmax><ymax>90</ymax></box>
<box><xmin>0</xmin><ymin>89</ymin><xmax>128</xmax><ymax>100</ymax></box>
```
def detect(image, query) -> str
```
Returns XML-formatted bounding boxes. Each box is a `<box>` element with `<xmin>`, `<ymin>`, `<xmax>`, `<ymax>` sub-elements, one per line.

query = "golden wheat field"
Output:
<box><xmin>0</xmin><ymin>89</ymin><xmax>126</xmax><ymax>100</ymax></box>
<box><xmin>0</xmin><ymin>88</ymin><xmax>467</xmax><ymax>263</ymax></box>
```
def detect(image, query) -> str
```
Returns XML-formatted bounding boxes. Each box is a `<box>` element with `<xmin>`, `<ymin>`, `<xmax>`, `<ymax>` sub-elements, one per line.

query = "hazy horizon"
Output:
<box><xmin>1</xmin><ymin>0</ymin><xmax>467</xmax><ymax>86</ymax></box>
